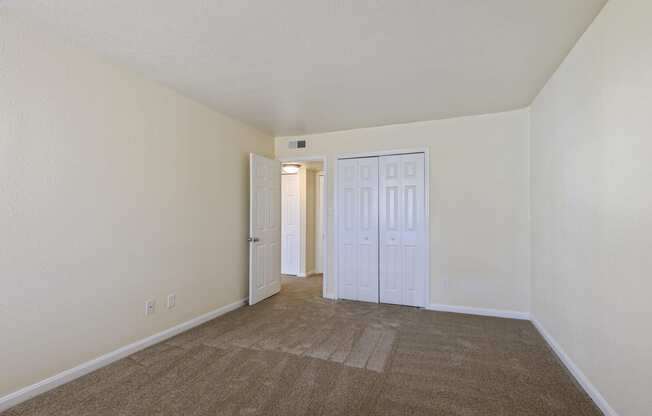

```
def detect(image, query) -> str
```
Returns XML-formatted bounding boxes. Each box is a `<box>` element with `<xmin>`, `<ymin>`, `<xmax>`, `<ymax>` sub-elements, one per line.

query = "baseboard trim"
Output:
<box><xmin>0</xmin><ymin>297</ymin><xmax>247</xmax><ymax>412</ymax></box>
<box><xmin>530</xmin><ymin>317</ymin><xmax>618</xmax><ymax>416</ymax></box>
<box><xmin>427</xmin><ymin>305</ymin><xmax>617</xmax><ymax>414</ymax></box>
<box><xmin>0</xmin><ymin>299</ymin><xmax>618</xmax><ymax>416</ymax></box>
<box><xmin>427</xmin><ymin>303</ymin><xmax>530</xmax><ymax>320</ymax></box>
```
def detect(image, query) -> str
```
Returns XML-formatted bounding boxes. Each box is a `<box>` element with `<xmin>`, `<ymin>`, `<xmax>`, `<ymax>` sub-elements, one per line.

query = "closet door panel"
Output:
<box><xmin>402</xmin><ymin>155</ymin><xmax>425</xmax><ymax>306</ymax></box>
<box><xmin>338</xmin><ymin>159</ymin><xmax>359</xmax><ymax>301</ymax></box>
<box><xmin>380</xmin><ymin>153</ymin><xmax>426</xmax><ymax>307</ymax></box>
<box><xmin>356</xmin><ymin>157</ymin><xmax>379</xmax><ymax>302</ymax></box>
<box><xmin>379</xmin><ymin>156</ymin><xmax>403</xmax><ymax>305</ymax></box>
<box><xmin>337</xmin><ymin>157</ymin><xmax>379</xmax><ymax>302</ymax></box>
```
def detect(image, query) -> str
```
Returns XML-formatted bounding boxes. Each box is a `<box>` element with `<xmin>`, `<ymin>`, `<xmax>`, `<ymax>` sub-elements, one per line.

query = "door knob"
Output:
<box><xmin>248</xmin><ymin>237</ymin><xmax>260</xmax><ymax>242</ymax></box>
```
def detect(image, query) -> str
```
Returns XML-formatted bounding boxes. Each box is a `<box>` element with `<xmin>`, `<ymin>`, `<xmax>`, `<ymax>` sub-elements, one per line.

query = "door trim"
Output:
<box><xmin>315</xmin><ymin>173</ymin><xmax>325</xmax><ymax>274</ymax></box>
<box><xmin>333</xmin><ymin>147</ymin><xmax>430</xmax><ymax>306</ymax></box>
<box><xmin>278</xmin><ymin>156</ymin><xmax>329</xmax><ymax>298</ymax></box>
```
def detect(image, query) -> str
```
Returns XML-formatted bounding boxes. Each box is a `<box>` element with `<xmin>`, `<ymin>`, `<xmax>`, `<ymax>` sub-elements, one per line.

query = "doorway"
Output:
<box><xmin>279</xmin><ymin>157</ymin><xmax>328</xmax><ymax>297</ymax></box>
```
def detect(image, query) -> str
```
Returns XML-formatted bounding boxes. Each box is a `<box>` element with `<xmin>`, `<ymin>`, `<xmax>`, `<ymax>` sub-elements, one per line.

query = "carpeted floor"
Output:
<box><xmin>4</xmin><ymin>275</ymin><xmax>602</xmax><ymax>416</ymax></box>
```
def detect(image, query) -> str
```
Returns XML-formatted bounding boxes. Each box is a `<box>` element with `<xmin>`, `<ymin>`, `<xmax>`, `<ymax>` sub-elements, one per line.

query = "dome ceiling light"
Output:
<box><xmin>282</xmin><ymin>163</ymin><xmax>301</xmax><ymax>174</ymax></box>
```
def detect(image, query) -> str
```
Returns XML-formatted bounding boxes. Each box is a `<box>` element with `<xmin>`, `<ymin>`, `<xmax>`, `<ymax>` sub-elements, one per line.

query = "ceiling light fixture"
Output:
<box><xmin>282</xmin><ymin>163</ymin><xmax>301</xmax><ymax>174</ymax></box>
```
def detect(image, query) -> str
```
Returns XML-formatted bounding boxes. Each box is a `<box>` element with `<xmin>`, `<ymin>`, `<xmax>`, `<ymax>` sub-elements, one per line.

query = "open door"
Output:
<box><xmin>249</xmin><ymin>154</ymin><xmax>281</xmax><ymax>305</ymax></box>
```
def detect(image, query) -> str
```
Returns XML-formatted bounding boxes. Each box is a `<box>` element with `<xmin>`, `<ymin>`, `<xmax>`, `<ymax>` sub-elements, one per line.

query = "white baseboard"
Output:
<box><xmin>427</xmin><ymin>306</ymin><xmax>618</xmax><ymax>414</ymax></box>
<box><xmin>0</xmin><ymin>298</ymin><xmax>618</xmax><ymax>416</ymax></box>
<box><xmin>0</xmin><ymin>297</ymin><xmax>247</xmax><ymax>413</ymax></box>
<box><xmin>530</xmin><ymin>316</ymin><xmax>618</xmax><ymax>416</ymax></box>
<box><xmin>427</xmin><ymin>303</ymin><xmax>530</xmax><ymax>320</ymax></box>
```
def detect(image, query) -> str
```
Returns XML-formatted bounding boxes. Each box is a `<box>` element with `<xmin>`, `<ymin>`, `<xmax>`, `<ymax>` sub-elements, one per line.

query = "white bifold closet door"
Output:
<box><xmin>337</xmin><ymin>157</ymin><xmax>379</xmax><ymax>303</ymax></box>
<box><xmin>379</xmin><ymin>153</ymin><xmax>426</xmax><ymax>307</ymax></box>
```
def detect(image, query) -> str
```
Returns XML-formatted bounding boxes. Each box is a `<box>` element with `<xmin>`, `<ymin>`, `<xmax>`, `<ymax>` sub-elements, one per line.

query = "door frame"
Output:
<box><xmin>333</xmin><ymin>147</ymin><xmax>431</xmax><ymax>307</ymax></box>
<box><xmin>278</xmin><ymin>155</ymin><xmax>329</xmax><ymax>298</ymax></box>
<box><xmin>315</xmin><ymin>173</ymin><xmax>325</xmax><ymax>274</ymax></box>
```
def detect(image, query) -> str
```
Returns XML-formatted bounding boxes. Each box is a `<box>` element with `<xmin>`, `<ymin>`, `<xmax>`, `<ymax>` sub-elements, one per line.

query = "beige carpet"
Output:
<box><xmin>4</xmin><ymin>275</ymin><xmax>602</xmax><ymax>415</ymax></box>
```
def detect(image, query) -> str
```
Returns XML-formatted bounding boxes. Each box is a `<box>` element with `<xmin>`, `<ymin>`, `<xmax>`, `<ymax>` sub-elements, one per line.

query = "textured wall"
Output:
<box><xmin>0</xmin><ymin>12</ymin><xmax>273</xmax><ymax>397</ymax></box>
<box><xmin>530</xmin><ymin>0</ymin><xmax>652</xmax><ymax>414</ymax></box>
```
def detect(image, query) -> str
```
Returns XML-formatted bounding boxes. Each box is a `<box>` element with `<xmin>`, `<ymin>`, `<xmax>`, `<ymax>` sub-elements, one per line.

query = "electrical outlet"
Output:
<box><xmin>167</xmin><ymin>294</ymin><xmax>176</xmax><ymax>309</ymax></box>
<box><xmin>145</xmin><ymin>300</ymin><xmax>155</xmax><ymax>316</ymax></box>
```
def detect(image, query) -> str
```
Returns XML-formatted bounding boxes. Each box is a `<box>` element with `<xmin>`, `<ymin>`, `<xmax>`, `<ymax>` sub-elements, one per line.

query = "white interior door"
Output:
<box><xmin>281</xmin><ymin>174</ymin><xmax>300</xmax><ymax>275</ymax></box>
<box><xmin>379</xmin><ymin>153</ymin><xmax>426</xmax><ymax>307</ymax></box>
<box><xmin>249</xmin><ymin>154</ymin><xmax>281</xmax><ymax>305</ymax></box>
<box><xmin>338</xmin><ymin>157</ymin><xmax>379</xmax><ymax>303</ymax></box>
<box><xmin>315</xmin><ymin>174</ymin><xmax>324</xmax><ymax>273</ymax></box>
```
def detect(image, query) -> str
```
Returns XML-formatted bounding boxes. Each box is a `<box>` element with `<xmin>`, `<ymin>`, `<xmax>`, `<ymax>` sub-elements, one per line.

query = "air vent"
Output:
<box><xmin>288</xmin><ymin>139</ymin><xmax>306</xmax><ymax>149</ymax></box>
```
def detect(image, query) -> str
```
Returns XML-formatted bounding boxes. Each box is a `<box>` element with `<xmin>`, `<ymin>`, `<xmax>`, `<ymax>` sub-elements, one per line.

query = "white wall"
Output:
<box><xmin>297</xmin><ymin>167</ymin><xmax>307</xmax><ymax>276</ymax></box>
<box><xmin>530</xmin><ymin>0</ymin><xmax>652</xmax><ymax>414</ymax></box>
<box><xmin>0</xmin><ymin>13</ymin><xmax>273</xmax><ymax>398</ymax></box>
<box><xmin>276</xmin><ymin>109</ymin><xmax>531</xmax><ymax>313</ymax></box>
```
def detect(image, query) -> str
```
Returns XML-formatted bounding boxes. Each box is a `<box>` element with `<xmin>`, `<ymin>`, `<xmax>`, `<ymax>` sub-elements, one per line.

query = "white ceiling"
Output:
<box><xmin>3</xmin><ymin>0</ymin><xmax>606</xmax><ymax>136</ymax></box>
